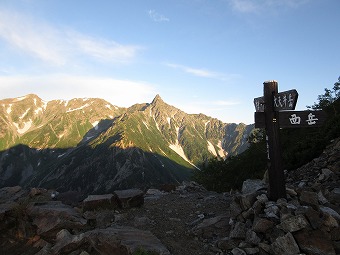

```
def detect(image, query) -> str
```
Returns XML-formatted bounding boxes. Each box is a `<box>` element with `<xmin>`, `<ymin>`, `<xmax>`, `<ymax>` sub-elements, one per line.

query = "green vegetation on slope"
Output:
<box><xmin>194</xmin><ymin>129</ymin><xmax>267</xmax><ymax>192</ymax></box>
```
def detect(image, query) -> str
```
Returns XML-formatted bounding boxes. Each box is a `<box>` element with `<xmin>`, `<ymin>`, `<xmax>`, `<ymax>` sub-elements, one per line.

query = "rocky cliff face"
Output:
<box><xmin>0</xmin><ymin>94</ymin><xmax>253</xmax><ymax>193</ymax></box>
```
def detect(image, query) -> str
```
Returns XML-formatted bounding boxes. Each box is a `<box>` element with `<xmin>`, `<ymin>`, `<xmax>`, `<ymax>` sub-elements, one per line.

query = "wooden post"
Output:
<box><xmin>263</xmin><ymin>81</ymin><xmax>287</xmax><ymax>200</ymax></box>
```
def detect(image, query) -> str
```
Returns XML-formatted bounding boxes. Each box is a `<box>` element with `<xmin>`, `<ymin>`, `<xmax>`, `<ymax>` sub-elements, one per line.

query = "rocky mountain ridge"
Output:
<box><xmin>0</xmin><ymin>94</ymin><xmax>123</xmax><ymax>150</ymax></box>
<box><xmin>0</xmin><ymin>94</ymin><xmax>253</xmax><ymax>194</ymax></box>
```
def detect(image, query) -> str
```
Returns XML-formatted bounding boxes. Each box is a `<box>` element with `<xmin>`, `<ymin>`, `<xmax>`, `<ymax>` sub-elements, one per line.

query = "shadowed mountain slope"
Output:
<box><xmin>0</xmin><ymin>94</ymin><xmax>253</xmax><ymax>193</ymax></box>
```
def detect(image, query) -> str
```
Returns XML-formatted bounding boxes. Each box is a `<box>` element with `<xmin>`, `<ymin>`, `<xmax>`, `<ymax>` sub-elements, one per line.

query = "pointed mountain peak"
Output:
<box><xmin>151</xmin><ymin>94</ymin><xmax>164</xmax><ymax>105</ymax></box>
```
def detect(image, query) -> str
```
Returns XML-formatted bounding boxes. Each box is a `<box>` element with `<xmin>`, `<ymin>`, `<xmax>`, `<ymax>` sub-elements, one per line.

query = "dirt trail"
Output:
<box><xmin>116</xmin><ymin>189</ymin><xmax>232</xmax><ymax>255</ymax></box>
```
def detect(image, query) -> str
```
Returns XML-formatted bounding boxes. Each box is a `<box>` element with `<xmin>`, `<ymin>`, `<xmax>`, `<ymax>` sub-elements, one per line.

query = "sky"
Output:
<box><xmin>0</xmin><ymin>0</ymin><xmax>339</xmax><ymax>124</ymax></box>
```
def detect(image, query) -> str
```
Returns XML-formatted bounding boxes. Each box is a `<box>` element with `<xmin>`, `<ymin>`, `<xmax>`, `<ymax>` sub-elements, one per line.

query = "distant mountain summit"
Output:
<box><xmin>0</xmin><ymin>94</ymin><xmax>254</xmax><ymax>194</ymax></box>
<box><xmin>0</xmin><ymin>94</ymin><xmax>123</xmax><ymax>149</ymax></box>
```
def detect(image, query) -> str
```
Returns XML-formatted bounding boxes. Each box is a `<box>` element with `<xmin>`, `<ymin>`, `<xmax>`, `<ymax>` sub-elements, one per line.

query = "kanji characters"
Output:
<box><xmin>274</xmin><ymin>92</ymin><xmax>295</xmax><ymax>109</ymax></box>
<box><xmin>288</xmin><ymin>112</ymin><xmax>319</xmax><ymax>125</ymax></box>
<box><xmin>289</xmin><ymin>114</ymin><xmax>301</xmax><ymax>125</ymax></box>
<box><xmin>306</xmin><ymin>112</ymin><xmax>318</xmax><ymax>125</ymax></box>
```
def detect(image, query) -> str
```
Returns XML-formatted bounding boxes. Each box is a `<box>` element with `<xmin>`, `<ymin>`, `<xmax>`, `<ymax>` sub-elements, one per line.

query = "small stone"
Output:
<box><xmin>318</xmin><ymin>173</ymin><xmax>326</xmax><ymax>181</ymax></box>
<box><xmin>29</xmin><ymin>188</ymin><xmax>46</xmax><ymax>197</ymax></box>
<box><xmin>256</xmin><ymin>194</ymin><xmax>268</xmax><ymax>204</ymax></box>
<box><xmin>79</xmin><ymin>252</ymin><xmax>90</xmax><ymax>255</ymax></box>
<box><xmin>258</xmin><ymin>242</ymin><xmax>271</xmax><ymax>253</ymax></box>
<box><xmin>56</xmin><ymin>229</ymin><xmax>72</xmax><ymax>241</ymax></box>
<box><xmin>286</xmin><ymin>187</ymin><xmax>297</xmax><ymax>196</ymax></box>
<box><xmin>230</xmin><ymin>222</ymin><xmax>246</xmax><ymax>239</ymax></box>
<box><xmin>230</xmin><ymin>201</ymin><xmax>243</xmax><ymax>218</ymax></box>
<box><xmin>320</xmin><ymin>206</ymin><xmax>340</xmax><ymax>221</ymax></box>
<box><xmin>238</xmin><ymin>241</ymin><xmax>251</xmax><ymax>248</ymax></box>
<box><xmin>245</xmin><ymin>230</ymin><xmax>261</xmax><ymax>245</ymax></box>
<box><xmin>240</xmin><ymin>193</ymin><xmax>257</xmax><ymax>210</ymax></box>
<box><xmin>271</xmin><ymin>232</ymin><xmax>300</xmax><ymax>255</ymax></box>
<box><xmin>231</xmin><ymin>247</ymin><xmax>246</xmax><ymax>255</ymax></box>
<box><xmin>252</xmin><ymin>217</ymin><xmax>274</xmax><ymax>233</ymax></box>
<box><xmin>318</xmin><ymin>191</ymin><xmax>329</xmax><ymax>204</ymax></box>
<box><xmin>252</xmin><ymin>200</ymin><xmax>263</xmax><ymax>215</ymax></box>
<box><xmin>243</xmin><ymin>247</ymin><xmax>259</xmax><ymax>254</ymax></box>
<box><xmin>241</xmin><ymin>208</ymin><xmax>254</xmax><ymax>220</ymax></box>
<box><xmin>322</xmin><ymin>168</ymin><xmax>333</xmax><ymax>179</ymax></box>
<box><xmin>295</xmin><ymin>205</ymin><xmax>309</xmax><ymax>215</ymax></box>
<box><xmin>134</xmin><ymin>216</ymin><xmax>153</xmax><ymax>227</ymax></box>
<box><xmin>276</xmin><ymin>198</ymin><xmax>287</xmax><ymax>207</ymax></box>
<box><xmin>298</xmin><ymin>181</ymin><xmax>306</xmax><ymax>188</ymax></box>
<box><xmin>279</xmin><ymin>206</ymin><xmax>294</xmax><ymax>221</ymax></box>
<box><xmin>328</xmin><ymin>188</ymin><xmax>340</xmax><ymax>204</ymax></box>
<box><xmin>277</xmin><ymin>214</ymin><xmax>309</xmax><ymax>233</ymax></box>
<box><xmin>217</xmin><ymin>237</ymin><xmax>239</xmax><ymax>251</ymax></box>
<box><xmin>264</xmin><ymin>202</ymin><xmax>279</xmax><ymax>219</ymax></box>
<box><xmin>305</xmin><ymin>207</ymin><xmax>323</xmax><ymax>229</ymax></box>
<box><xmin>299</xmin><ymin>191</ymin><xmax>319</xmax><ymax>208</ymax></box>
<box><xmin>324</xmin><ymin>214</ymin><xmax>339</xmax><ymax>228</ymax></box>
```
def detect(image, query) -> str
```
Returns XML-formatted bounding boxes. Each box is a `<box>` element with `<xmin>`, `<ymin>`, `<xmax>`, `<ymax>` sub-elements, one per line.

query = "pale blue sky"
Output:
<box><xmin>0</xmin><ymin>0</ymin><xmax>339</xmax><ymax>124</ymax></box>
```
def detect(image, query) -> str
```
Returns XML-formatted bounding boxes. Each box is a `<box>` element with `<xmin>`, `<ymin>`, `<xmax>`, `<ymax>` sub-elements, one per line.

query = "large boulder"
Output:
<box><xmin>191</xmin><ymin>214</ymin><xmax>230</xmax><ymax>239</ymax></box>
<box><xmin>83</xmin><ymin>193</ymin><xmax>119</xmax><ymax>212</ymax></box>
<box><xmin>294</xmin><ymin>230</ymin><xmax>336</xmax><ymax>255</ymax></box>
<box><xmin>47</xmin><ymin>225</ymin><xmax>170</xmax><ymax>255</ymax></box>
<box><xmin>114</xmin><ymin>189</ymin><xmax>144</xmax><ymax>208</ymax></box>
<box><xmin>27</xmin><ymin>201</ymin><xmax>87</xmax><ymax>240</ymax></box>
<box><xmin>241</xmin><ymin>179</ymin><xmax>266</xmax><ymax>195</ymax></box>
<box><xmin>0</xmin><ymin>186</ymin><xmax>27</xmax><ymax>203</ymax></box>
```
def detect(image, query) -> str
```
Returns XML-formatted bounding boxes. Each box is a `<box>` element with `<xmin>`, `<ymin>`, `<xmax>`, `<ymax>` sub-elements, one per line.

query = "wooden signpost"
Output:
<box><xmin>254</xmin><ymin>81</ymin><xmax>326</xmax><ymax>201</ymax></box>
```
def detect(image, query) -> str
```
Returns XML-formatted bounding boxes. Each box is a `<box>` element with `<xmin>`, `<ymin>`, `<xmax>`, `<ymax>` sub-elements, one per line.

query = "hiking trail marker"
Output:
<box><xmin>253</xmin><ymin>81</ymin><xmax>327</xmax><ymax>201</ymax></box>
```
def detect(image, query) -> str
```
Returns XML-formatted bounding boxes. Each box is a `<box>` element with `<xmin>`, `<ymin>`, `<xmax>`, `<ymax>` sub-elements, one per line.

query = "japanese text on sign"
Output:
<box><xmin>274</xmin><ymin>93</ymin><xmax>295</xmax><ymax>109</ymax></box>
<box><xmin>289</xmin><ymin>112</ymin><xmax>319</xmax><ymax>126</ymax></box>
<box><xmin>253</xmin><ymin>89</ymin><xmax>298</xmax><ymax>112</ymax></box>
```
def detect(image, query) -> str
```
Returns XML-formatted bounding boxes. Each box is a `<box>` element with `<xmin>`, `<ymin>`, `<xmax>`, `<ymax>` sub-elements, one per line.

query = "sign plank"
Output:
<box><xmin>254</xmin><ymin>112</ymin><xmax>265</xmax><ymax>128</ymax></box>
<box><xmin>254</xmin><ymin>89</ymin><xmax>298</xmax><ymax>112</ymax></box>
<box><xmin>273</xmin><ymin>89</ymin><xmax>298</xmax><ymax>111</ymax></box>
<box><xmin>278</xmin><ymin>110</ymin><xmax>327</xmax><ymax>128</ymax></box>
<box><xmin>255</xmin><ymin>110</ymin><xmax>327</xmax><ymax>129</ymax></box>
<box><xmin>254</xmin><ymin>97</ymin><xmax>265</xmax><ymax>112</ymax></box>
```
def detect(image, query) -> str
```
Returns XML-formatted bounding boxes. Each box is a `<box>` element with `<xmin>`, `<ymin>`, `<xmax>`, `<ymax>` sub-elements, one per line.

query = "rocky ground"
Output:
<box><xmin>116</xmin><ymin>183</ymin><xmax>232</xmax><ymax>255</ymax></box>
<box><xmin>0</xmin><ymin>137</ymin><xmax>339</xmax><ymax>255</ymax></box>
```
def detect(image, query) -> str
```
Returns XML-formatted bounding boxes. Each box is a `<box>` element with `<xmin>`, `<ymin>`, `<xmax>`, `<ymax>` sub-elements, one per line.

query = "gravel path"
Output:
<box><xmin>116</xmin><ymin>188</ymin><xmax>232</xmax><ymax>255</ymax></box>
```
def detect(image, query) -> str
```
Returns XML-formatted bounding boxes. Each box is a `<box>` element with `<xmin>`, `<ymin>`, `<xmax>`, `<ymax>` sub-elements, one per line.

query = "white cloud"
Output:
<box><xmin>0</xmin><ymin>9</ymin><xmax>67</xmax><ymax>65</ymax></box>
<box><xmin>148</xmin><ymin>10</ymin><xmax>170</xmax><ymax>22</ymax></box>
<box><xmin>165</xmin><ymin>63</ymin><xmax>237</xmax><ymax>81</ymax></box>
<box><xmin>229</xmin><ymin>0</ymin><xmax>259</xmax><ymax>13</ymax></box>
<box><xmin>165</xmin><ymin>63</ymin><xmax>218</xmax><ymax>78</ymax></box>
<box><xmin>0</xmin><ymin>9</ymin><xmax>142</xmax><ymax>66</ymax></box>
<box><xmin>229</xmin><ymin>0</ymin><xmax>310</xmax><ymax>13</ymax></box>
<box><xmin>0</xmin><ymin>75</ymin><xmax>157</xmax><ymax>107</ymax></box>
<box><xmin>69</xmin><ymin>32</ymin><xmax>142</xmax><ymax>63</ymax></box>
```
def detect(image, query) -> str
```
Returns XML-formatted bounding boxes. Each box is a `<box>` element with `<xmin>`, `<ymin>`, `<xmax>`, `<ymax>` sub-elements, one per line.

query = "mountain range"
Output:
<box><xmin>0</xmin><ymin>94</ymin><xmax>254</xmax><ymax>194</ymax></box>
